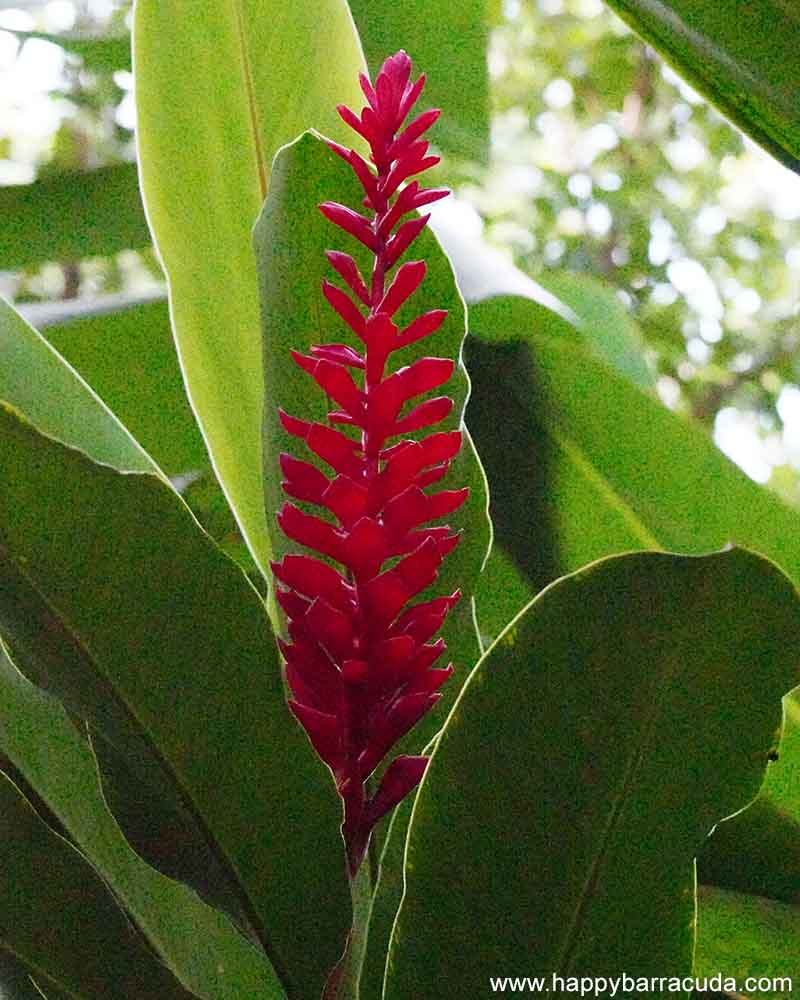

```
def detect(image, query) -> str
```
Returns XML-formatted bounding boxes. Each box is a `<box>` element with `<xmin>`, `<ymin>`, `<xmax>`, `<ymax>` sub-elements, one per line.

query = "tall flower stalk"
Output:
<box><xmin>271</xmin><ymin>50</ymin><xmax>467</xmax><ymax>876</ymax></box>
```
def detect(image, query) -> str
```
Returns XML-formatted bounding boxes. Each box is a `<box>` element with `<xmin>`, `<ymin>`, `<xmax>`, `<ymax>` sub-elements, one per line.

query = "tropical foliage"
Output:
<box><xmin>0</xmin><ymin>1</ymin><xmax>799</xmax><ymax>998</ymax></box>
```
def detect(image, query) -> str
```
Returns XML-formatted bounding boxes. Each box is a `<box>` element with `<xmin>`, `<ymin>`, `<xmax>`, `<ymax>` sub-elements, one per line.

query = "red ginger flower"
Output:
<box><xmin>271</xmin><ymin>50</ymin><xmax>467</xmax><ymax>875</ymax></box>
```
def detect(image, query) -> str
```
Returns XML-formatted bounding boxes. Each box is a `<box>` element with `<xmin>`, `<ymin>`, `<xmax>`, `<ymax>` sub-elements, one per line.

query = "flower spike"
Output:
<box><xmin>274</xmin><ymin>50</ymin><xmax>467</xmax><ymax>876</ymax></box>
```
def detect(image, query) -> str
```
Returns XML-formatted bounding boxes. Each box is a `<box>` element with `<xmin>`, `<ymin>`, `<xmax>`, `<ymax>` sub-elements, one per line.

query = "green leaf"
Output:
<box><xmin>385</xmin><ymin>549</ymin><xmax>800</xmax><ymax>995</ymax></box>
<box><xmin>15</xmin><ymin>30</ymin><xmax>131</xmax><ymax>73</ymax></box>
<box><xmin>347</xmin><ymin>0</ymin><xmax>489</xmax><ymax>160</ymax></box>
<box><xmin>40</xmin><ymin>295</ymin><xmax>208</xmax><ymax>475</ymax></box>
<box><xmin>466</xmin><ymin>296</ymin><xmax>800</xmax><ymax>640</ymax></box>
<box><xmin>695</xmin><ymin>887</ymin><xmax>798</xmax><ymax>995</ymax></box>
<box><xmin>133</xmin><ymin>0</ymin><xmax>366</xmax><ymax>579</ymax></box>
<box><xmin>0</xmin><ymin>769</ymin><xmax>195</xmax><ymax>999</ymax></box>
<box><xmin>602</xmin><ymin>0</ymin><xmax>800</xmax><ymax>173</ymax></box>
<box><xmin>0</xmin><ymin>405</ymin><xmax>350</xmax><ymax>999</ymax></box>
<box><xmin>253</xmin><ymin>131</ymin><xmax>491</xmax><ymax>741</ymax></box>
<box><xmin>0</xmin><ymin>644</ymin><xmax>284</xmax><ymax>998</ymax></box>
<box><xmin>535</xmin><ymin>270</ymin><xmax>655</xmax><ymax>391</ymax></box>
<box><xmin>0</xmin><ymin>295</ymin><xmax>155</xmax><ymax>473</ymax></box>
<box><xmin>0</xmin><ymin>164</ymin><xmax>149</xmax><ymax>270</ymax></box>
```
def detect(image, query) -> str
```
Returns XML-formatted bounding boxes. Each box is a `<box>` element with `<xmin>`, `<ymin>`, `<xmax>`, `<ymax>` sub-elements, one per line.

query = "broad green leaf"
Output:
<box><xmin>0</xmin><ymin>643</ymin><xmax>284</xmax><ymax>999</ymax></box>
<box><xmin>0</xmin><ymin>295</ymin><xmax>156</xmax><ymax>473</ymax></box>
<box><xmin>385</xmin><ymin>549</ymin><xmax>800</xmax><ymax>995</ymax></box>
<box><xmin>254</xmin><ymin>131</ymin><xmax>491</xmax><ymax>741</ymax></box>
<box><xmin>466</xmin><ymin>296</ymin><xmax>800</xmax><ymax>640</ymax></box>
<box><xmin>15</xmin><ymin>30</ymin><xmax>131</xmax><ymax>72</ymax></box>
<box><xmin>602</xmin><ymin>0</ymin><xmax>800</xmax><ymax>173</ymax></box>
<box><xmin>347</xmin><ymin>0</ymin><xmax>489</xmax><ymax>160</ymax></box>
<box><xmin>133</xmin><ymin>0</ymin><xmax>366</xmax><ymax>579</ymax></box>
<box><xmin>40</xmin><ymin>295</ymin><xmax>207</xmax><ymax>475</ymax></box>
<box><xmin>0</xmin><ymin>406</ymin><xmax>349</xmax><ymax>998</ymax></box>
<box><xmin>695</xmin><ymin>887</ymin><xmax>798</xmax><ymax>996</ymax></box>
<box><xmin>0</xmin><ymin>769</ymin><xmax>193</xmax><ymax>999</ymax></box>
<box><xmin>432</xmin><ymin>220</ymin><xmax>654</xmax><ymax>386</ymax></box>
<box><xmin>0</xmin><ymin>164</ymin><xmax>149</xmax><ymax>270</ymax></box>
<box><xmin>535</xmin><ymin>270</ymin><xmax>655</xmax><ymax>391</ymax></box>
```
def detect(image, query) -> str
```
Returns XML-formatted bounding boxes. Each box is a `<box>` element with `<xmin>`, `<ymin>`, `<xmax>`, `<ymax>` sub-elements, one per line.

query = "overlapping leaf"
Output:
<box><xmin>385</xmin><ymin>549</ymin><xmax>800</xmax><ymax>995</ymax></box>
<box><xmin>40</xmin><ymin>294</ymin><xmax>207</xmax><ymax>475</ymax></box>
<box><xmin>0</xmin><ymin>405</ymin><xmax>349</xmax><ymax>999</ymax></box>
<box><xmin>0</xmin><ymin>643</ymin><xmax>284</xmax><ymax>998</ymax></box>
<box><xmin>0</xmin><ymin>769</ymin><xmax>195</xmax><ymax>999</ymax></box>
<box><xmin>133</xmin><ymin>0</ymin><xmax>366</xmax><ymax>579</ymax></box>
<box><xmin>0</xmin><ymin>295</ymin><xmax>155</xmax><ymax>472</ymax></box>
<box><xmin>466</xmin><ymin>295</ymin><xmax>800</xmax><ymax>641</ymax></box>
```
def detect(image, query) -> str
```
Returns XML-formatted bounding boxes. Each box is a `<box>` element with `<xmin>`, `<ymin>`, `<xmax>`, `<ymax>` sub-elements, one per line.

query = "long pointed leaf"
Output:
<box><xmin>0</xmin><ymin>295</ymin><xmax>155</xmax><ymax>473</ymax></box>
<box><xmin>0</xmin><ymin>769</ymin><xmax>194</xmax><ymax>999</ymax></box>
<box><xmin>40</xmin><ymin>295</ymin><xmax>207</xmax><ymax>475</ymax></box>
<box><xmin>0</xmin><ymin>643</ymin><xmax>285</xmax><ymax>998</ymax></box>
<box><xmin>133</xmin><ymin>0</ymin><xmax>366</xmax><ymax>579</ymax></box>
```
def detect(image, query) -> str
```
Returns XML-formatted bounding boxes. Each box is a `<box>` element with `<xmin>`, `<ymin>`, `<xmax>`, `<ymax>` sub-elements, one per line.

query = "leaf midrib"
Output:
<box><xmin>232</xmin><ymin>0</ymin><xmax>267</xmax><ymax>200</ymax></box>
<box><xmin>554</xmin><ymin>650</ymin><xmax>680</xmax><ymax>975</ymax></box>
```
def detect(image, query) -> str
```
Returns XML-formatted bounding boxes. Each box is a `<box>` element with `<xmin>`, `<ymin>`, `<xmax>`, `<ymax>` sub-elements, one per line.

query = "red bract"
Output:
<box><xmin>271</xmin><ymin>49</ymin><xmax>467</xmax><ymax>876</ymax></box>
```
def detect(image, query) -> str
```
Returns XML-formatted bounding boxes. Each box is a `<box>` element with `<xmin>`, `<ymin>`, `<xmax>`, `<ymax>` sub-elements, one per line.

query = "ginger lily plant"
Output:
<box><xmin>273</xmin><ymin>50</ymin><xmax>466</xmax><ymax>875</ymax></box>
<box><xmin>0</xmin><ymin>20</ymin><xmax>798</xmax><ymax>1000</ymax></box>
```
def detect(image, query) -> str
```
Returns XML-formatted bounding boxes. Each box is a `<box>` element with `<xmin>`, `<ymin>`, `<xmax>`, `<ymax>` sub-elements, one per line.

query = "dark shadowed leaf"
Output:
<box><xmin>0</xmin><ymin>769</ymin><xmax>194</xmax><ymax>999</ymax></box>
<box><xmin>0</xmin><ymin>643</ymin><xmax>284</xmax><ymax>998</ymax></box>
<box><xmin>699</xmin><ymin>692</ymin><xmax>800</xmax><ymax>904</ymax></box>
<box><xmin>385</xmin><ymin>549</ymin><xmax>800</xmax><ymax>995</ymax></box>
<box><xmin>466</xmin><ymin>295</ymin><xmax>800</xmax><ymax>641</ymax></box>
<box><xmin>0</xmin><ymin>952</ymin><xmax>56</xmax><ymax>1000</ymax></box>
<box><xmin>0</xmin><ymin>405</ymin><xmax>349</xmax><ymax>999</ymax></box>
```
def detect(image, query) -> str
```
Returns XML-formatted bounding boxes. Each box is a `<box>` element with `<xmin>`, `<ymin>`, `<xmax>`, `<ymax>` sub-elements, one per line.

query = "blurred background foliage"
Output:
<box><xmin>1</xmin><ymin>0</ymin><xmax>799</xmax><ymax>508</ymax></box>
